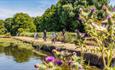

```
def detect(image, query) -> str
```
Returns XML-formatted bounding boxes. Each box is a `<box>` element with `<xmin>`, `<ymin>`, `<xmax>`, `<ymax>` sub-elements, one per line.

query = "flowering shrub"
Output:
<box><xmin>34</xmin><ymin>49</ymin><xmax>85</xmax><ymax>70</ymax></box>
<box><xmin>78</xmin><ymin>4</ymin><xmax>115</xmax><ymax>70</ymax></box>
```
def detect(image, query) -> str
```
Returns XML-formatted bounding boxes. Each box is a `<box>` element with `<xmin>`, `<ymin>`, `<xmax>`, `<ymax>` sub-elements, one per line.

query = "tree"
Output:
<box><xmin>37</xmin><ymin>5</ymin><xmax>58</xmax><ymax>31</ymax></box>
<box><xmin>12</xmin><ymin>13</ymin><xmax>36</xmax><ymax>35</ymax></box>
<box><xmin>4</xmin><ymin>18</ymin><xmax>13</xmax><ymax>33</ymax></box>
<box><xmin>33</xmin><ymin>16</ymin><xmax>41</xmax><ymax>31</ymax></box>
<box><xmin>36</xmin><ymin>0</ymin><xmax>109</xmax><ymax>32</ymax></box>
<box><xmin>0</xmin><ymin>20</ymin><xmax>6</xmax><ymax>34</ymax></box>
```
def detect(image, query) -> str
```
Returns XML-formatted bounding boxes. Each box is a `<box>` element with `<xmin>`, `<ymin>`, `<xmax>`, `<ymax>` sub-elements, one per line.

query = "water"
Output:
<box><xmin>0</xmin><ymin>45</ymin><xmax>100</xmax><ymax>70</ymax></box>
<box><xmin>0</xmin><ymin>46</ymin><xmax>42</xmax><ymax>70</ymax></box>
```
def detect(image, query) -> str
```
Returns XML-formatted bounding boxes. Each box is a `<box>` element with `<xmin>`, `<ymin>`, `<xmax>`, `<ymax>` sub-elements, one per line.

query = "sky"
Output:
<box><xmin>0</xmin><ymin>0</ymin><xmax>57</xmax><ymax>19</ymax></box>
<box><xmin>110</xmin><ymin>0</ymin><xmax>115</xmax><ymax>6</ymax></box>
<box><xmin>0</xmin><ymin>0</ymin><xmax>114</xmax><ymax>19</ymax></box>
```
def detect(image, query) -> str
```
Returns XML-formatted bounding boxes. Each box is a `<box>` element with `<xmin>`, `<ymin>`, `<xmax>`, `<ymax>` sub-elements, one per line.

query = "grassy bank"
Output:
<box><xmin>0</xmin><ymin>38</ymin><xmax>33</xmax><ymax>50</ymax></box>
<box><xmin>0</xmin><ymin>38</ymin><xmax>47</xmax><ymax>56</ymax></box>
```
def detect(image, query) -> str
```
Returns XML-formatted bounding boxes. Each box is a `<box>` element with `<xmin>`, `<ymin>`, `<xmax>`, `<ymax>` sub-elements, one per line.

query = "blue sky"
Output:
<box><xmin>0</xmin><ymin>0</ymin><xmax>114</xmax><ymax>19</ymax></box>
<box><xmin>0</xmin><ymin>0</ymin><xmax>57</xmax><ymax>19</ymax></box>
<box><xmin>110</xmin><ymin>0</ymin><xmax>115</xmax><ymax>6</ymax></box>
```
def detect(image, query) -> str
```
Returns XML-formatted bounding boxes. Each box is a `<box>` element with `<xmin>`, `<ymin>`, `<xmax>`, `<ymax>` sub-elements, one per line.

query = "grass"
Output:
<box><xmin>0</xmin><ymin>38</ymin><xmax>33</xmax><ymax>50</ymax></box>
<box><xmin>0</xmin><ymin>42</ymin><xmax>10</xmax><ymax>47</ymax></box>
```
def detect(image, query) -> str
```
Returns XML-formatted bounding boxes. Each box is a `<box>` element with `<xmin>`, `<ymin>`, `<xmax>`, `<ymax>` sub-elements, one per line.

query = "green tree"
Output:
<box><xmin>12</xmin><ymin>13</ymin><xmax>36</xmax><ymax>35</ymax></box>
<box><xmin>38</xmin><ymin>5</ymin><xmax>57</xmax><ymax>31</ymax></box>
<box><xmin>36</xmin><ymin>0</ymin><xmax>109</xmax><ymax>32</ymax></box>
<box><xmin>4</xmin><ymin>18</ymin><xmax>13</xmax><ymax>33</ymax></box>
<box><xmin>0</xmin><ymin>20</ymin><xmax>6</xmax><ymax>34</ymax></box>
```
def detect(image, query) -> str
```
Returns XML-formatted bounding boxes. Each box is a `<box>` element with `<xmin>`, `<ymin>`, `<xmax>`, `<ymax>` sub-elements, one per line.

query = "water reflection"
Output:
<box><xmin>0</xmin><ymin>45</ymin><xmax>43</xmax><ymax>70</ymax></box>
<box><xmin>0</xmin><ymin>46</ymin><xmax>33</xmax><ymax>63</ymax></box>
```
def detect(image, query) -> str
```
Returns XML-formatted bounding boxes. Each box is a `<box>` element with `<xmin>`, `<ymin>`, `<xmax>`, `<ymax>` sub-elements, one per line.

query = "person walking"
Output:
<box><xmin>51</xmin><ymin>32</ymin><xmax>57</xmax><ymax>44</ymax></box>
<box><xmin>43</xmin><ymin>30</ymin><xmax>47</xmax><ymax>41</ymax></box>
<box><xmin>61</xmin><ymin>29</ymin><xmax>65</xmax><ymax>43</ymax></box>
<box><xmin>34</xmin><ymin>32</ymin><xmax>38</xmax><ymax>40</ymax></box>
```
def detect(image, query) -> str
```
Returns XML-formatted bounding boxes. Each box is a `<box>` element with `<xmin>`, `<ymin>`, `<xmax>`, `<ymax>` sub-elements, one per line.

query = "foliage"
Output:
<box><xmin>4</xmin><ymin>18</ymin><xmax>13</xmax><ymax>33</ymax></box>
<box><xmin>13</xmin><ymin>13</ymin><xmax>36</xmax><ymax>35</ymax></box>
<box><xmin>4</xmin><ymin>13</ymin><xmax>36</xmax><ymax>35</ymax></box>
<box><xmin>0</xmin><ymin>20</ymin><xmax>6</xmax><ymax>34</ymax></box>
<box><xmin>33</xmin><ymin>0</ymin><xmax>110</xmax><ymax>32</ymax></box>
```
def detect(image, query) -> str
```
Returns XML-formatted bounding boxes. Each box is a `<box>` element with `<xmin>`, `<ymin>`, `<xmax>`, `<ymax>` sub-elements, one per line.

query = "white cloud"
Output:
<box><xmin>0</xmin><ymin>8</ymin><xmax>43</xmax><ymax>19</ymax></box>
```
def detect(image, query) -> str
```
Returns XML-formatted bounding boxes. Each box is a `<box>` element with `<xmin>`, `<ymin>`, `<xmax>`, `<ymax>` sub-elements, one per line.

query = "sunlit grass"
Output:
<box><xmin>0</xmin><ymin>38</ymin><xmax>33</xmax><ymax>50</ymax></box>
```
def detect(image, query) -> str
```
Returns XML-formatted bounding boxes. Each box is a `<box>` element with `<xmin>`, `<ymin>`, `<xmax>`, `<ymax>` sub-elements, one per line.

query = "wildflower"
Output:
<box><xmin>91</xmin><ymin>8</ymin><xmax>95</xmax><ymax>12</ymax></box>
<box><xmin>55</xmin><ymin>60</ymin><xmax>63</xmax><ymax>66</ymax></box>
<box><xmin>45</xmin><ymin>56</ymin><xmax>55</xmax><ymax>62</ymax></box>
<box><xmin>34</xmin><ymin>64</ymin><xmax>39</xmax><ymax>68</ymax></box>
<box><xmin>106</xmin><ymin>15</ymin><xmax>111</xmax><ymax>20</ymax></box>
<box><xmin>73</xmin><ymin>52</ymin><xmax>76</xmax><ymax>55</ymax></box>
<box><xmin>112</xmin><ymin>8</ymin><xmax>115</xmax><ymax>11</ymax></box>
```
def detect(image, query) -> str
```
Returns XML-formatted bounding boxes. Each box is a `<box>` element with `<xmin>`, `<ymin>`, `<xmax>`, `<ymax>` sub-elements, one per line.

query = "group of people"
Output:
<box><xmin>34</xmin><ymin>29</ymin><xmax>66</xmax><ymax>44</ymax></box>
